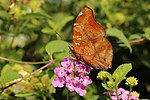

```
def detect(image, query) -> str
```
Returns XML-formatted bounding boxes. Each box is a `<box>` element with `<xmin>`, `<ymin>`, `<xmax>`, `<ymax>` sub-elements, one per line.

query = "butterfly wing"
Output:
<box><xmin>72</xmin><ymin>7</ymin><xmax>113</xmax><ymax>69</ymax></box>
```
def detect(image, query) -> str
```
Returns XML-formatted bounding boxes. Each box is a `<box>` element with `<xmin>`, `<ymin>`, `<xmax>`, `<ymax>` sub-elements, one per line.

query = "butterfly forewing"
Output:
<box><xmin>72</xmin><ymin>7</ymin><xmax>113</xmax><ymax>69</ymax></box>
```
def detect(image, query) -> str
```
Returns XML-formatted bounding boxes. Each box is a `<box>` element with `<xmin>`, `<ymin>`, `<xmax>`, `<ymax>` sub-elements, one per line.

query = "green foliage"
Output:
<box><xmin>83</xmin><ymin>84</ymin><xmax>99</xmax><ymax>100</ymax></box>
<box><xmin>15</xmin><ymin>92</ymin><xmax>35</xmax><ymax>97</ymax></box>
<box><xmin>112</xmin><ymin>63</ymin><xmax>132</xmax><ymax>84</ymax></box>
<box><xmin>98</xmin><ymin>63</ymin><xmax>132</xmax><ymax>91</ymax></box>
<box><xmin>45</xmin><ymin>40</ymin><xmax>71</xmax><ymax>59</ymax></box>
<box><xmin>42</xmin><ymin>13</ymin><xmax>74</xmax><ymax>36</ymax></box>
<box><xmin>107</xmin><ymin>28</ymin><xmax>132</xmax><ymax>53</ymax></box>
<box><xmin>144</xmin><ymin>28</ymin><xmax>150</xmax><ymax>40</ymax></box>
<box><xmin>0</xmin><ymin>64</ymin><xmax>22</xmax><ymax>86</ymax></box>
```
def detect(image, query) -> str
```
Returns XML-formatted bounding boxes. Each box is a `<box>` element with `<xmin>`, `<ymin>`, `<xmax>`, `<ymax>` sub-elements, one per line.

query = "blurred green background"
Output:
<box><xmin>0</xmin><ymin>0</ymin><xmax>150</xmax><ymax>99</ymax></box>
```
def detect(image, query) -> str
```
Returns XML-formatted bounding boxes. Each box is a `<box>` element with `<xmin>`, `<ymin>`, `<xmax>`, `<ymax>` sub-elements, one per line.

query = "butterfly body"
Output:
<box><xmin>71</xmin><ymin>7</ymin><xmax>113</xmax><ymax>69</ymax></box>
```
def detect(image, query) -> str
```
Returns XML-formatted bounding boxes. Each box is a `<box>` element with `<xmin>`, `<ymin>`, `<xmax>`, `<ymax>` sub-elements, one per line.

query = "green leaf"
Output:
<box><xmin>41</xmin><ymin>27</ymin><xmax>55</xmax><ymax>35</ymax></box>
<box><xmin>0</xmin><ymin>71</ymin><xmax>22</xmax><ymax>84</ymax></box>
<box><xmin>0</xmin><ymin>64</ymin><xmax>22</xmax><ymax>85</ymax></box>
<box><xmin>101</xmin><ymin>83</ymin><xmax>112</xmax><ymax>90</ymax></box>
<box><xmin>47</xmin><ymin>13</ymin><xmax>74</xmax><ymax>32</ymax></box>
<box><xmin>0</xmin><ymin>64</ymin><xmax>11</xmax><ymax>75</ymax></box>
<box><xmin>107</xmin><ymin>28</ymin><xmax>132</xmax><ymax>53</ymax></box>
<box><xmin>23</xmin><ymin>12</ymin><xmax>51</xmax><ymax>19</ymax></box>
<box><xmin>84</xmin><ymin>84</ymin><xmax>98</xmax><ymax>99</ymax></box>
<box><xmin>0</xmin><ymin>10</ymin><xmax>10</xmax><ymax>20</ymax></box>
<box><xmin>144</xmin><ymin>28</ymin><xmax>150</xmax><ymax>40</ymax></box>
<box><xmin>54</xmin><ymin>52</ymin><xmax>71</xmax><ymax>60</ymax></box>
<box><xmin>129</xmin><ymin>34</ymin><xmax>142</xmax><ymax>40</ymax></box>
<box><xmin>15</xmin><ymin>92</ymin><xmax>35</xmax><ymax>97</ymax></box>
<box><xmin>49</xmin><ymin>75</ymin><xmax>56</xmax><ymax>94</ymax></box>
<box><xmin>112</xmin><ymin>63</ymin><xmax>132</xmax><ymax>84</ymax></box>
<box><xmin>45</xmin><ymin>40</ymin><xmax>70</xmax><ymax>59</ymax></box>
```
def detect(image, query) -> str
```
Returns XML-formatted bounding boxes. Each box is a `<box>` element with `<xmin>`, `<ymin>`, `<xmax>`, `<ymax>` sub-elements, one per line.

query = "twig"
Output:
<box><xmin>129</xmin><ymin>38</ymin><xmax>145</xmax><ymax>44</ymax></box>
<box><xmin>1</xmin><ymin>60</ymin><xmax>55</xmax><ymax>92</ymax></box>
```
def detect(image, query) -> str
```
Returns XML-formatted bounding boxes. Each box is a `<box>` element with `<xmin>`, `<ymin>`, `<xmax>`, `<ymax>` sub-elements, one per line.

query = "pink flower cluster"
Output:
<box><xmin>52</xmin><ymin>58</ymin><xmax>92</xmax><ymax>96</ymax></box>
<box><xmin>109</xmin><ymin>88</ymin><xmax>139</xmax><ymax>100</ymax></box>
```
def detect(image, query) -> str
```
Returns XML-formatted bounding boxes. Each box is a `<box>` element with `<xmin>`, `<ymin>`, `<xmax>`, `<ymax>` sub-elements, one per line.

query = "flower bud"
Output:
<box><xmin>97</xmin><ymin>71</ymin><xmax>109</xmax><ymax>80</ymax></box>
<box><xmin>125</xmin><ymin>77</ymin><xmax>138</xmax><ymax>87</ymax></box>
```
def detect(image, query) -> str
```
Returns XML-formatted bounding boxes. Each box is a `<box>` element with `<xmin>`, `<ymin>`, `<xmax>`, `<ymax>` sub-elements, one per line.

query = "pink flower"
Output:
<box><xmin>77</xmin><ymin>63</ymin><xmax>90</xmax><ymax>74</ymax></box>
<box><xmin>77</xmin><ymin>64</ymin><xmax>85</xmax><ymax>73</ymax></box>
<box><xmin>65</xmin><ymin>75</ymin><xmax>71</xmax><ymax>82</ymax></box>
<box><xmin>52</xmin><ymin>76</ymin><xmax>65</xmax><ymax>88</ymax></box>
<box><xmin>52</xmin><ymin>58</ymin><xmax>92</xmax><ymax>96</ymax></box>
<box><xmin>108</xmin><ymin>88</ymin><xmax>139</xmax><ymax>100</ymax></box>
<box><xmin>130</xmin><ymin>93</ymin><xmax>139</xmax><ymax>100</ymax></box>
<box><xmin>66</xmin><ymin>64</ymin><xmax>75</xmax><ymax>73</ymax></box>
<box><xmin>81</xmin><ymin>76</ymin><xmax>92</xmax><ymax>86</ymax></box>
<box><xmin>54</xmin><ymin>67</ymin><xmax>60</xmax><ymax>74</ymax></box>
<box><xmin>73</xmin><ymin>76</ymin><xmax>80</xmax><ymax>85</ymax></box>
<box><xmin>111</xmin><ymin>96</ymin><xmax>118</xmax><ymax>100</ymax></box>
<box><xmin>61</xmin><ymin>58</ymin><xmax>73</xmax><ymax>68</ymax></box>
<box><xmin>117</xmin><ymin>88</ymin><xmax>126</xmax><ymax>95</ymax></box>
<box><xmin>54</xmin><ymin>67</ymin><xmax>66</xmax><ymax>77</ymax></box>
<box><xmin>75</xmin><ymin>84</ymin><xmax>86</xmax><ymax>96</ymax></box>
<box><xmin>66</xmin><ymin>81</ymin><xmax>75</xmax><ymax>92</ymax></box>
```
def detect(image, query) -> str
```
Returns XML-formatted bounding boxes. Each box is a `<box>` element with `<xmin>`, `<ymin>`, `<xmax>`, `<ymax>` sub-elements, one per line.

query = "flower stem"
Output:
<box><xmin>66</xmin><ymin>89</ymin><xmax>69</xmax><ymax>100</ymax></box>
<box><xmin>115</xmin><ymin>88</ymin><xmax>119</xmax><ymax>100</ymax></box>
<box><xmin>108</xmin><ymin>91</ymin><xmax>112</xmax><ymax>100</ymax></box>
<box><xmin>127</xmin><ymin>86</ymin><xmax>133</xmax><ymax>100</ymax></box>
<box><xmin>0</xmin><ymin>56</ymin><xmax>49</xmax><ymax>64</ymax></box>
<box><xmin>115</xmin><ymin>84</ymin><xmax>119</xmax><ymax>100</ymax></box>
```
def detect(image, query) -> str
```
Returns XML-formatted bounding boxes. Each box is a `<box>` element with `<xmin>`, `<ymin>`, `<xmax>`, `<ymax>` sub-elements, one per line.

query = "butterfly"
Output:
<box><xmin>69</xmin><ymin>7</ymin><xmax>113</xmax><ymax>69</ymax></box>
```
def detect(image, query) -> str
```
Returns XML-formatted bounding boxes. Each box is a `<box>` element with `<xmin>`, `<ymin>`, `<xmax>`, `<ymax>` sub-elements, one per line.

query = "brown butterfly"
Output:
<box><xmin>69</xmin><ymin>7</ymin><xmax>113</xmax><ymax>70</ymax></box>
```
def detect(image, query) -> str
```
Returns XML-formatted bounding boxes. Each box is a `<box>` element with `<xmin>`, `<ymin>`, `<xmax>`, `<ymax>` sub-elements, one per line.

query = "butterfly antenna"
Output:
<box><xmin>54</xmin><ymin>31</ymin><xmax>63</xmax><ymax>39</ymax></box>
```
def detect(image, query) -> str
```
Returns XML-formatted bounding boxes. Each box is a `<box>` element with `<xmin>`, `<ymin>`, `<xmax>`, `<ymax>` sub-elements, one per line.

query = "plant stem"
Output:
<box><xmin>108</xmin><ymin>90</ymin><xmax>112</xmax><ymax>100</ymax></box>
<box><xmin>115</xmin><ymin>88</ymin><xmax>119</xmax><ymax>100</ymax></box>
<box><xmin>127</xmin><ymin>86</ymin><xmax>132</xmax><ymax>100</ymax></box>
<box><xmin>1</xmin><ymin>60</ymin><xmax>55</xmax><ymax>92</ymax></box>
<box><xmin>43</xmin><ymin>95</ymin><xmax>46</xmax><ymax>100</ymax></box>
<box><xmin>129</xmin><ymin>38</ymin><xmax>145</xmax><ymax>44</ymax></box>
<box><xmin>66</xmin><ymin>89</ymin><xmax>69</xmax><ymax>100</ymax></box>
<box><xmin>0</xmin><ymin>56</ymin><xmax>49</xmax><ymax>64</ymax></box>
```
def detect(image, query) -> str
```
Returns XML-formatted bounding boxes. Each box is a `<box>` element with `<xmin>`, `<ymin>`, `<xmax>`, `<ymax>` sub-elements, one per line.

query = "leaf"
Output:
<box><xmin>144</xmin><ymin>28</ymin><xmax>150</xmax><ymax>40</ymax></box>
<box><xmin>134</xmin><ymin>44</ymin><xmax>150</xmax><ymax>68</ymax></box>
<box><xmin>112</xmin><ymin>63</ymin><xmax>132</xmax><ymax>84</ymax></box>
<box><xmin>15</xmin><ymin>92</ymin><xmax>35</xmax><ymax>97</ymax></box>
<box><xmin>101</xmin><ymin>83</ymin><xmax>112</xmax><ymax>90</ymax></box>
<box><xmin>0</xmin><ymin>64</ymin><xmax>22</xmax><ymax>85</ymax></box>
<box><xmin>107</xmin><ymin>28</ymin><xmax>132</xmax><ymax>53</ymax></box>
<box><xmin>0</xmin><ymin>71</ymin><xmax>22</xmax><ymax>85</ymax></box>
<box><xmin>54</xmin><ymin>52</ymin><xmax>71</xmax><ymax>60</ymax></box>
<box><xmin>47</xmin><ymin>13</ymin><xmax>74</xmax><ymax>32</ymax></box>
<box><xmin>129</xmin><ymin>34</ymin><xmax>142</xmax><ymax>40</ymax></box>
<box><xmin>45</xmin><ymin>40</ymin><xmax>70</xmax><ymax>59</ymax></box>
<box><xmin>49</xmin><ymin>74</ymin><xmax>56</xmax><ymax>94</ymax></box>
<box><xmin>0</xmin><ymin>64</ymin><xmax>11</xmax><ymax>75</ymax></box>
<box><xmin>0</xmin><ymin>10</ymin><xmax>10</xmax><ymax>20</ymax></box>
<box><xmin>23</xmin><ymin>12</ymin><xmax>51</xmax><ymax>19</ymax></box>
<box><xmin>41</xmin><ymin>74</ymin><xmax>49</xmax><ymax>87</ymax></box>
<box><xmin>41</xmin><ymin>27</ymin><xmax>55</xmax><ymax>35</ymax></box>
<box><xmin>84</xmin><ymin>84</ymin><xmax>98</xmax><ymax>99</ymax></box>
